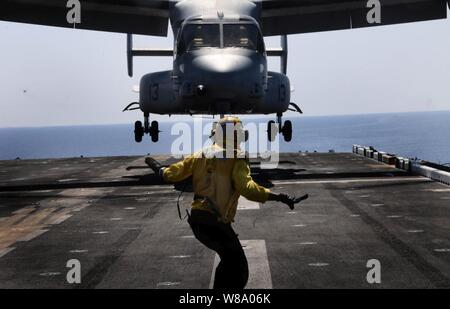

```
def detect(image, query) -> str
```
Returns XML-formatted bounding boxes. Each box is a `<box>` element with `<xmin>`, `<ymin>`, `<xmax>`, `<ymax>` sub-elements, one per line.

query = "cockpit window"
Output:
<box><xmin>223</xmin><ymin>24</ymin><xmax>263</xmax><ymax>52</ymax></box>
<box><xmin>177</xmin><ymin>22</ymin><xmax>264</xmax><ymax>55</ymax></box>
<box><xmin>178</xmin><ymin>24</ymin><xmax>220</xmax><ymax>54</ymax></box>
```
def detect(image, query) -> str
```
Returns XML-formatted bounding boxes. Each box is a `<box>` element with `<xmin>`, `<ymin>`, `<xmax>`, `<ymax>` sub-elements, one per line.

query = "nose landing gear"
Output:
<box><xmin>267</xmin><ymin>113</ymin><xmax>293</xmax><ymax>142</ymax></box>
<box><xmin>134</xmin><ymin>113</ymin><xmax>160</xmax><ymax>143</ymax></box>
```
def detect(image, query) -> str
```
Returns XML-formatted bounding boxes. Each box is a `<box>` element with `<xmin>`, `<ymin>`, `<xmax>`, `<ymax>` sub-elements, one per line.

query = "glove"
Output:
<box><xmin>145</xmin><ymin>157</ymin><xmax>163</xmax><ymax>175</ymax></box>
<box><xmin>276</xmin><ymin>193</ymin><xmax>309</xmax><ymax>210</ymax></box>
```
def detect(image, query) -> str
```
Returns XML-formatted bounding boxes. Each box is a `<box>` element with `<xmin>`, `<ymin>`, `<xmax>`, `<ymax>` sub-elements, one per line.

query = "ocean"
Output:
<box><xmin>1</xmin><ymin>111</ymin><xmax>449</xmax><ymax>164</ymax></box>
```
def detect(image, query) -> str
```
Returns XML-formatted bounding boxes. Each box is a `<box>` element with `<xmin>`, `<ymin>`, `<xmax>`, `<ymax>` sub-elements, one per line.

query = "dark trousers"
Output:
<box><xmin>188</xmin><ymin>209</ymin><xmax>249</xmax><ymax>289</ymax></box>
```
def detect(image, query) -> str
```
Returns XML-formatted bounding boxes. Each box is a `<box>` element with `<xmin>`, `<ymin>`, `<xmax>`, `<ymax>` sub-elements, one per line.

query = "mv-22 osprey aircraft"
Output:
<box><xmin>1</xmin><ymin>0</ymin><xmax>449</xmax><ymax>142</ymax></box>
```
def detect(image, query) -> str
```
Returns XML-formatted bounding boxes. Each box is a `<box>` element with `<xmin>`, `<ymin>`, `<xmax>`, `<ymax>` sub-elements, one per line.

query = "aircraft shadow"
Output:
<box><xmin>0</xmin><ymin>165</ymin><xmax>409</xmax><ymax>193</ymax></box>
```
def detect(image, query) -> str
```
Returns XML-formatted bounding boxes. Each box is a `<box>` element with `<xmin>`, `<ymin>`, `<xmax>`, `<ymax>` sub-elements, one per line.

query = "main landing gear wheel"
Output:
<box><xmin>133</xmin><ymin>116</ymin><xmax>160</xmax><ymax>143</ymax></box>
<box><xmin>149</xmin><ymin>121</ymin><xmax>160</xmax><ymax>143</ymax></box>
<box><xmin>134</xmin><ymin>121</ymin><xmax>144</xmax><ymax>143</ymax></box>
<box><xmin>281</xmin><ymin>120</ymin><xmax>292</xmax><ymax>142</ymax></box>
<box><xmin>267</xmin><ymin>115</ymin><xmax>293</xmax><ymax>142</ymax></box>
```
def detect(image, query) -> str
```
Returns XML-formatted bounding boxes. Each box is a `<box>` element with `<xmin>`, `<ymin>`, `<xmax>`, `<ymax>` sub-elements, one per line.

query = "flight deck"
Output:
<box><xmin>0</xmin><ymin>152</ymin><xmax>449</xmax><ymax>288</ymax></box>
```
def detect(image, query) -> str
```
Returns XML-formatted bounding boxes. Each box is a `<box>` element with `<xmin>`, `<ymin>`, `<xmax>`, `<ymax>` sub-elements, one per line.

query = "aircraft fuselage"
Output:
<box><xmin>139</xmin><ymin>0</ymin><xmax>290</xmax><ymax>116</ymax></box>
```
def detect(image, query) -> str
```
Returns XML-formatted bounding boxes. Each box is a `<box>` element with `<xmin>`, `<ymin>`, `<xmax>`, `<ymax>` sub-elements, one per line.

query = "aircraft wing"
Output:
<box><xmin>0</xmin><ymin>0</ymin><xmax>170</xmax><ymax>36</ymax></box>
<box><xmin>256</xmin><ymin>0</ymin><xmax>450</xmax><ymax>36</ymax></box>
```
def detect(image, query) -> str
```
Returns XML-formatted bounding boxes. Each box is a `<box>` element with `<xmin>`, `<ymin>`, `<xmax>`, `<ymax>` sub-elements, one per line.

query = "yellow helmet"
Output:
<box><xmin>218</xmin><ymin>116</ymin><xmax>242</xmax><ymax>126</ymax></box>
<box><xmin>211</xmin><ymin>116</ymin><xmax>247</xmax><ymax>149</ymax></box>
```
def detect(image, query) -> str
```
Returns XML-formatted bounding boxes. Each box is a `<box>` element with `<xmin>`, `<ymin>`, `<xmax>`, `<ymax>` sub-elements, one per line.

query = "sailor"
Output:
<box><xmin>146</xmin><ymin>116</ymin><xmax>308</xmax><ymax>289</ymax></box>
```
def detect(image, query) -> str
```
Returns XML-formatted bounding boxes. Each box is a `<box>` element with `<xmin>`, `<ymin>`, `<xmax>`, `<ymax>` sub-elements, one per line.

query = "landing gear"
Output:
<box><xmin>281</xmin><ymin>120</ymin><xmax>292</xmax><ymax>142</ymax></box>
<box><xmin>267</xmin><ymin>113</ymin><xmax>293</xmax><ymax>142</ymax></box>
<box><xmin>133</xmin><ymin>113</ymin><xmax>160</xmax><ymax>143</ymax></box>
<box><xmin>149</xmin><ymin>121</ymin><xmax>159</xmax><ymax>142</ymax></box>
<box><xmin>134</xmin><ymin>121</ymin><xmax>144</xmax><ymax>143</ymax></box>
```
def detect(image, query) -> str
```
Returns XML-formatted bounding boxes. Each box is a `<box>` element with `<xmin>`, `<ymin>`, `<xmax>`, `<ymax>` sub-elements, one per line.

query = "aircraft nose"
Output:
<box><xmin>184</xmin><ymin>52</ymin><xmax>262</xmax><ymax>102</ymax></box>
<box><xmin>191</xmin><ymin>54</ymin><xmax>253</xmax><ymax>75</ymax></box>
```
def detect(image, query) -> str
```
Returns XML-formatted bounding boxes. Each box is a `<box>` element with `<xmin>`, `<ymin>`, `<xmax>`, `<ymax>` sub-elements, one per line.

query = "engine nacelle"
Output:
<box><xmin>254</xmin><ymin>71</ymin><xmax>290</xmax><ymax>114</ymax></box>
<box><xmin>139</xmin><ymin>71</ymin><xmax>182</xmax><ymax>114</ymax></box>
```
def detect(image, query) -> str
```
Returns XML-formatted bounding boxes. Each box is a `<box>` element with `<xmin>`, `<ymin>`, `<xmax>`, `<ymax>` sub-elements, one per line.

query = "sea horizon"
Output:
<box><xmin>1</xmin><ymin>109</ymin><xmax>449</xmax><ymax>129</ymax></box>
<box><xmin>1</xmin><ymin>110</ymin><xmax>450</xmax><ymax>164</ymax></box>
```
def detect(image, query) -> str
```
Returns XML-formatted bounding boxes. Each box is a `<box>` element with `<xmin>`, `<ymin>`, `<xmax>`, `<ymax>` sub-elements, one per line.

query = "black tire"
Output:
<box><xmin>282</xmin><ymin>120</ymin><xmax>292</xmax><ymax>142</ymax></box>
<box><xmin>134</xmin><ymin>121</ymin><xmax>143</xmax><ymax>143</ymax></box>
<box><xmin>151</xmin><ymin>121</ymin><xmax>159</xmax><ymax>132</ymax></box>
<box><xmin>151</xmin><ymin>133</ymin><xmax>159</xmax><ymax>143</ymax></box>
<box><xmin>267</xmin><ymin>120</ymin><xmax>277</xmax><ymax>142</ymax></box>
<box><xmin>150</xmin><ymin>121</ymin><xmax>159</xmax><ymax>143</ymax></box>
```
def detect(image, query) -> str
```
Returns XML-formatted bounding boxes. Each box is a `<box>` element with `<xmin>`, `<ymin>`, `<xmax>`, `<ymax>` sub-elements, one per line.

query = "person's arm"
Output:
<box><xmin>232</xmin><ymin>159</ymin><xmax>271</xmax><ymax>203</ymax></box>
<box><xmin>145</xmin><ymin>156</ymin><xmax>195</xmax><ymax>183</ymax></box>
<box><xmin>232</xmin><ymin>160</ymin><xmax>309</xmax><ymax>209</ymax></box>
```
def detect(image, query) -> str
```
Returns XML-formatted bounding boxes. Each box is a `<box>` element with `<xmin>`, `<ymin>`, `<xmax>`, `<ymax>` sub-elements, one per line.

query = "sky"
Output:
<box><xmin>0</xmin><ymin>11</ymin><xmax>450</xmax><ymax>128</ymax></box>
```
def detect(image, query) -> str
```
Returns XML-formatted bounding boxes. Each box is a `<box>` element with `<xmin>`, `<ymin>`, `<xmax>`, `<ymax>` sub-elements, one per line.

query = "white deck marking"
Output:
<box><xmin>39</xmin><ymin>272</ymin><xmax>61</xmax><ymax>277</ymax></box>
<box><xmin>209</xmin><ymin>240</ymin><xmax>272</xmax><ymax>289</ymax></box>
<box><xmin>57</xmin><ymin>179</ymin><xmax>78</xmax><ymax>182</ymax></box>
<box><xmin>169</xmin><ymin>255</ymin><xmax>191</xmax><ymax>259</ymax></box>
<box><xmin>298</xmin><ymin>242</ymin><xmax>317</xmax><ymax>245</ymax></box>
<box><xmin>17</xmin><ymin>229</ymin><xmax>49</xmax><ymax>242</ymax></box>
<box><xmin>371</xmin><ymin>203</ymin><xmax>385</xmax><ymax>207</ymax></box>
<box><xmin>434</xmin><ymin>248</ymin><xmax>450</xmax><ymax>253</ymax></box>
<box><xmin>308</xmin><ymin>262</ymin><xmax>329</xmax><ymax>267</ymax></box>
<box><xmin>407</xmin><ymin>230</ymin><xmax>424</xmax><ymax>233</ymax></box>
<box><xmin>69</xmin><ymin>249</ymin><xmax>89</xmax><ymax>253</ymax></box>
<box><xmin>425</xmin><ymin>189</ymin><xmax>450</xmax><ymax>192</ymax></box>
<box><xmin>387</xmin><ymin>215</ymin><xmax>402</xmax><ymax>218</ymax></box>
<box><xmin>292</xmin><ymin>224</ymin><xmax>307</xmax><ymax>227</ymax></box>
<box><xmin>237</xmin><ymin>197</ymin><xmax>260</xmax><ymax>210</ymax></box>
<box><xmin>92</xmin><ymin>231</ymin><xmax>109</xmax><ymax>234</ymax></box>
<box><xmin>157</xmin><ymin>282</ymin><xmax>181</xmax><ymax>288</ymax></box>
<box><xmin>143</xmin><ymin>189</ymin><xmax>177</xmax><ymax>195</ymax></box>
<box><xmin>0</xmin><ymin>247</ymin><xmax>15</xmax><ymax>258</ymax></box>
<box><xmin>125</xmin><ymin>227</ymin><xmax>140</xmax><ymax>231</ymax></box>
<box><xmin>273</xmin><ymin>177</ymin><xmax>429</xmax><ymax>185</ymax></box>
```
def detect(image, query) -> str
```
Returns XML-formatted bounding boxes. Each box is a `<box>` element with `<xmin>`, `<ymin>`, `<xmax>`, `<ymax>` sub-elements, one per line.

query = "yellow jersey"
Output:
<box><xmin>162</xmin><ymin>145</ymin><xmax>270</xmax><ymax>223</ymax></box>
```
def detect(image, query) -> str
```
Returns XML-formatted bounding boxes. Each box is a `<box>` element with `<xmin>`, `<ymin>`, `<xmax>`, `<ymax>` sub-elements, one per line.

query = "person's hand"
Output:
<box><xmin>278</xmin><ymin>193</ymin><xmax>309</xmax><ymax>210</ymax></box>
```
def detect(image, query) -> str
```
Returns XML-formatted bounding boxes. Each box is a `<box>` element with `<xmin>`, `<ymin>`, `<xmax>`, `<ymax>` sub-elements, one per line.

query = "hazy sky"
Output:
<box><xmin>1</xmin><ymin>12</ymin><xmax>450</xmax><ymax>127</ymax></box>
